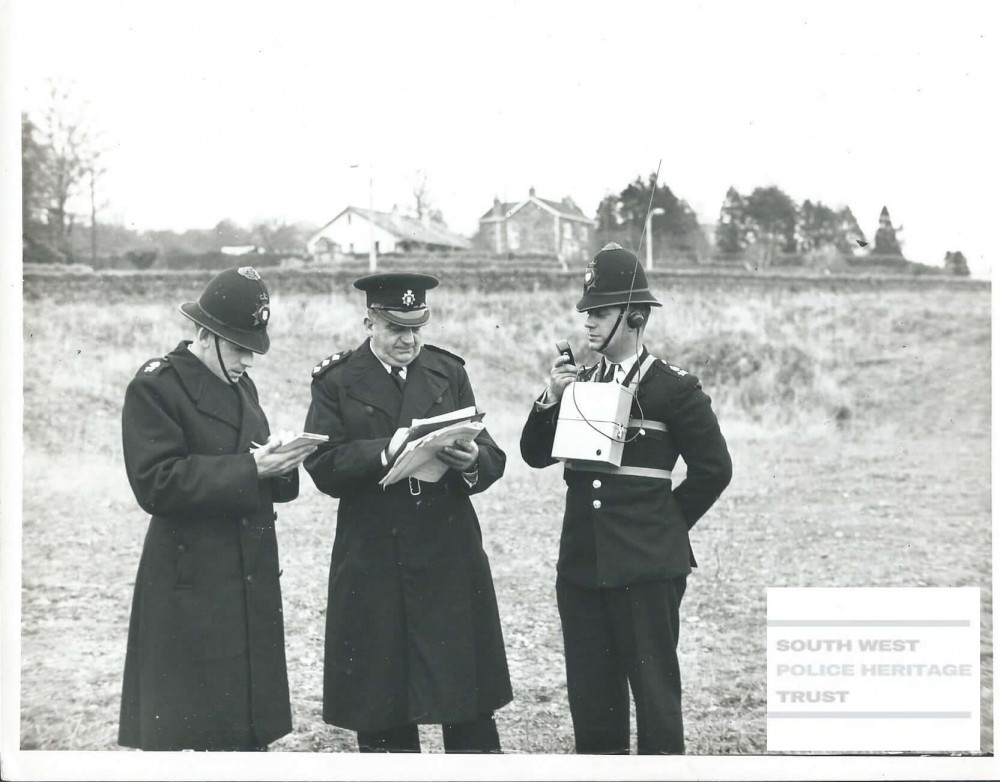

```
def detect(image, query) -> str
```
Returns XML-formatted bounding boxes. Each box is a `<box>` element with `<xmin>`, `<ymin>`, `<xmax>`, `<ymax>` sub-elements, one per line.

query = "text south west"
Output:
<box><xmin>775</xmin><ymin>639</ymin><xmax>922</xmax><ymax>652</ymax></box>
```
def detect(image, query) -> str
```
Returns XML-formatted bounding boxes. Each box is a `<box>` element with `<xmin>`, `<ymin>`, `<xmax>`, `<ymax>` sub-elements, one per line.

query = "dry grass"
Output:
<box><xmin>19</xmin><ymin>275</ymin><xmax>991</xmax><ymax>754</ymax></box>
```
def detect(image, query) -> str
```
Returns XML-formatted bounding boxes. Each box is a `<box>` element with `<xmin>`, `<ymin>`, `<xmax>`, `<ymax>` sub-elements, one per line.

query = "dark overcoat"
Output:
<box><xmin>520</xmin><ymin>351</ymin><xmax>733</xmax><ymax>588</ymax></box>
<box><xmin>119</xmin><ymin>341</ymin><xmax>298</xmax><ymax>750</ymax></box>
<box><xmin>303</xmin><ymin>340</ymin><xmax>512</xmax><ymax>732</ymax></box>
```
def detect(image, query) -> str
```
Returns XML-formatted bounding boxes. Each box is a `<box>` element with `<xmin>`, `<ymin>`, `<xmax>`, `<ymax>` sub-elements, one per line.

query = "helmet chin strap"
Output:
<box><xmin>214</xmin><ymin>334</ymin><xmax>237</xmax><ymax>385</ymax></box>
<box><xmin>596</xmin><ymin>306</ymin><xmax>627</xmax><ymax>354</ymax></box>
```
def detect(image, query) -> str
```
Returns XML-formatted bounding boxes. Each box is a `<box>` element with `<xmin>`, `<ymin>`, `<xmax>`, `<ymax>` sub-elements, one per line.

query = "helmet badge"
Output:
<box><xmin>253</xmin><ymin>303</ymin><xmax>270</xmax><ymax>327</ymax></box>
<box><xmin>583</xmin><ymin>262</ymin><xmax>598</xmax><ymax>293</ymax></box>
<box><xmin>238</xmin><ymin>266</ymin><xmax>262</xmax><ymax>281</ymax></box>
<box><xmin>401</xmin><ymin>289</ymin><xmax>416</xmax><ymax>307</ymax></box>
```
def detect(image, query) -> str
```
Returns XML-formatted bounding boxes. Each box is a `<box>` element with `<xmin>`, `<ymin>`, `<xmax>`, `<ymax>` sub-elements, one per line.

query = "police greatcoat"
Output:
<box><xmin>119</xmin><ymin>341</ymin><xmax>297</xmax><ymax>750</ymax></box>
<box><xmin>304</xmin><ymin>340</ymin><xmax>512</xmax><ymax>732</ymax></box>
<box><xmin>520</xmin><ymin>350</ymin><xmax>733</xmax><ymax>588</ymax></box>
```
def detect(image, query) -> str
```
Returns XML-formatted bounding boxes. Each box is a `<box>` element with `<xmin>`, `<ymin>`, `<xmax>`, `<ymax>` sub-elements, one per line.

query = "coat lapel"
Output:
<box><xmin>235</xmin><ymin>382</ymin><xmax>266</xmax><ymax>454</ymax></box>
<box><xmin>397</xmin><ymin>348</ymin><xmax>450</xmax><ymax>426</ymax></box>
<box><xmin>169</xmin><ymin>342</ymin><xmax>242</xmax><ymax>430</ymax></box>
<box><xmin>343</xmin><ymin>340</ymin><xmax>403</xmax><ymax>419</ymax></box>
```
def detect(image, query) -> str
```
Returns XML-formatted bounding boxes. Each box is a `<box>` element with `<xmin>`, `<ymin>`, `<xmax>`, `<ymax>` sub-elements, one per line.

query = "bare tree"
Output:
<box><xmin>411</xmin><ymin>169</ymin><xmax>431</xmax><ymax>221</ymax></box>
<box><xmin>37</xmin><ymin>82</ymin><xmax>103</xmax><ymax>259</ymax></box>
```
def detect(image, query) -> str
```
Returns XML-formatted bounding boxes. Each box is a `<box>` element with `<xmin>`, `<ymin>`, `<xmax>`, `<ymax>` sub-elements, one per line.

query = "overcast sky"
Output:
<box><xmin>14</xmin><ymin>0</ymin><xmax>999</xmax><ymax>276</ymax></box>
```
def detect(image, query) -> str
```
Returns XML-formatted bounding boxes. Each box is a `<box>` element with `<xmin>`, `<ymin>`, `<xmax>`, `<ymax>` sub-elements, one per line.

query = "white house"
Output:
<box><xmin>307</xmin><ymin>206</ymin><xmax>471</xmax><ymax>260</ymax></box>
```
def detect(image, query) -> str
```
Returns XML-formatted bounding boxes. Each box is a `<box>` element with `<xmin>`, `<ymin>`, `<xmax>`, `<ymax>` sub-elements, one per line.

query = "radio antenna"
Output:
<box><xmin>626</xmin><ymin>158</ymin><xmax>662</xmax><ymax>314</ymax></box>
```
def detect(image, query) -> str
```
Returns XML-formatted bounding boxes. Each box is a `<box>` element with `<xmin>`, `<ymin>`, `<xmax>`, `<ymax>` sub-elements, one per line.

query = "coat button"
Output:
<box><xmin>592</xmin><ymin>479</ymin><xmax>602</xmax><ymax>489</ymax></box>
<box><xmin>246</xmin><ymin>574</ymin><xmax>253</xmax><ymax>584</ymax></box>
<box><xmin>241</xmin><ymin>518</ymin><xmax>249</xmax><ymax>528</ymax></box>
<box><xmin>273</xmin><ymin>511</ymin><xmax>278</xmax><ymax>522</ymax></box>
<box><xmin>592</xmin><ymin>500</ymin><xmax>602</xmax><ymax>509</ymax></box>
<box><xmin>365</xmin><ymin>406</ymin><xmax>374</xmax><ymax>415</ymax></box>
<box><xmin>177</xmin><ymin>544</ymin><xmax>186</xmax><ymax>553</ymax></box>
<box><xmin>434</xmin><ymin>396</ymin><xmax>443</xmax><ymax>404</ymax></box>
<box><xmin>391</xmin><ymin>527</ymin><xmax>398</xmax><ymax>537</ymax></box>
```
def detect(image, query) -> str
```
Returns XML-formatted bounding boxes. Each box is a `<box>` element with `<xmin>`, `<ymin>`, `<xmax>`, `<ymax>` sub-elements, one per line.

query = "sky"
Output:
<box><xmin>12</xmin><ymin>0</ymin><xmax>1000</xmax><ymax>276</ymax></box>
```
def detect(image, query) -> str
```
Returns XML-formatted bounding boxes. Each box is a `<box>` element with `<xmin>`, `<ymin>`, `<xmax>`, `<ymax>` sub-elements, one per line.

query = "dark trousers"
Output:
<box><xmin>356</xmin><ymin>712</ymin><xmax>501</xmax><ymax>753</ymax></box>
<box><xmin>556</xmin><ymin>575</ymin><xmax>687</xmax><ymax>755</ymax></box>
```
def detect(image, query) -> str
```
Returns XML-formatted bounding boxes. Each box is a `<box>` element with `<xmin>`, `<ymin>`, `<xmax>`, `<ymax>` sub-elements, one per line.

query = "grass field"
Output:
<box><xmin>19</xmin><ymin>274</ymin><xmax>992</xmax><ymax>754</ymax></box>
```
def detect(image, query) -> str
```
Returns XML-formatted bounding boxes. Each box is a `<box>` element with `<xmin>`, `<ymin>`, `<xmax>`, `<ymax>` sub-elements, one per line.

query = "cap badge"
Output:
<box><xmin>144</xmin><ymin>360</ymin><xmax>161</xmax><ymax>373</ymax></box>
<box><xmin>583</xmin><ymin>262</ymin><xmax>598</xmax><ymax>293</ymax></box>
<box><xmin>238</xmin><ymin>266</ymin><xmax>262</xmax><ymax>281</ymax></box>
<box><xmin>401</xmin><ymin>289</ymin><xmax>416</xmax><ymax>307</ymax></box>
<box><xmin>252</xmin><ymin>303</ymin><xmax>270</xmax><ymax>327</ymax></box>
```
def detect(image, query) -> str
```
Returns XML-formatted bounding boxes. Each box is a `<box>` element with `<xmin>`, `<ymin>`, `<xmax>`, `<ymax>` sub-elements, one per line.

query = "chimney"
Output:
<box><xmin>492</xmin><ymin>197</ymin><xmax>503</xmax><ymax>217</ymax></box>
<box><xmin>529</xmin><ymin>186</ymin><xmax>536</xmax><ymax>198</ymax></box>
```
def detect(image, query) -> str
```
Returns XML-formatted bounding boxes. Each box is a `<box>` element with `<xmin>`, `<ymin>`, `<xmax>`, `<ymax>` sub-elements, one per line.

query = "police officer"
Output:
<box><xmin>520</xmin><ymin>244</ymin><xmax>732</xmax><ymax>755</ymax></box>
<box><xmin>304</xmin><ymin>272</ymin><xmax>512</xmax><ymax>753</ymax></box>
<box><xmin>119</xmin><ymin>266</ymin><xmax>316</xmax><ymax>751</ymax></box>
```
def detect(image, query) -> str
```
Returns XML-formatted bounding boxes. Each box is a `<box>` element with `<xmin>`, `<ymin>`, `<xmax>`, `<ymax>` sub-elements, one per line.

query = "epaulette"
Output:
<box><xmin>312</xmin><ymin>350</ymin><xmax>353</xmax><ymax>379</ymax></box>
<box><xmin>424</xmin><ymin>344</ymin><xmax>465</xmax><ymax>365</ymax></box>
<box><xmin>136</xmin><ymin>357</ymin><xmax>170</xmax><ymax>377</ymax></box>
<box><xmin>656</xmin><ymin>359</ymin><xmax>692</xmax><ymax>379</ymax></box>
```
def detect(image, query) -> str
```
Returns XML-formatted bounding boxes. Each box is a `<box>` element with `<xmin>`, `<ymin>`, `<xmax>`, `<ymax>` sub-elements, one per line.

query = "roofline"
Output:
<box><xmin>479</xmin><ymin>196</ymin><xmax>595</xmax><ymax>225</ymax></box>
<box><xmin>308</xmin><ymin>205</ymin><xmax>470</xmax><ymax>249</ymax></box>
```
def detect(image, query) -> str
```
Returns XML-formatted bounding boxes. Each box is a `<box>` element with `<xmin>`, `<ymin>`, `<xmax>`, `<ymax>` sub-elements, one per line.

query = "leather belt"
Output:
<box><xmin>564</xmin><ymin>461</ymin><xmax>673</xmax><ymax>481</ymax></box>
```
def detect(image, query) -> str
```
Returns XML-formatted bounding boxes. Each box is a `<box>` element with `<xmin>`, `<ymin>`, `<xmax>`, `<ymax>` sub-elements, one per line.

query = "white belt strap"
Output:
<box><xmin>565</xmin><ymin>461</ymin><xmax>673</xmax><ymax>481</ymax></box>
<box><xmin>628</xmin><ymin>418</ymin><xmax>667</xmax><ymax>433</ymax></box>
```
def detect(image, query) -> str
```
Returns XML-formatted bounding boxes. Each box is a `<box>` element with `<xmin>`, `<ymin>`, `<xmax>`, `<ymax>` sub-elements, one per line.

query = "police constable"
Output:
<box><xmin>119</xmin><ymin>266</ymin><xmax>316</xmax><ymax>751</ymax></box>
<box><xmin>304</xmin><ymin>272</ymin><xmax>512</xmax><ymax>753</ymax></box>
<box><xmin>520</xmin><ymin>244</ymin><xmax>732</xmax><ymax>755</ymax></box>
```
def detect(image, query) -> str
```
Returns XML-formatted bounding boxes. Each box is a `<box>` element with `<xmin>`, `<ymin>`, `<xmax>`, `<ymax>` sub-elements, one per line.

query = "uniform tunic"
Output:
<box><xmin>520</xmin><ymin>350</ymin><xmax>732</xmax><ymax>754</ymax></box>
<box><xmin>119</xmin><ymin>341</ymin><xmax>297</xmax><ymax>750</ymax></box>
<box><xmin>304</xmin><ymin>340</ymin><xmax>512</xmax><ymax>732</ymax></box>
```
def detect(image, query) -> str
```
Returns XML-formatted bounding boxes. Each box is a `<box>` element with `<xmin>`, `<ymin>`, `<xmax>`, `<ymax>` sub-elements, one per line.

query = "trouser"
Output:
<box><xmin>556</xmin><ymin>575</ymin><xmax>687</xmax><ymax>755</ymax></box>
<box><xmin>356</xmin><ymin>712</ymin><xmax>501</xmax><ymax>753</ymax></box>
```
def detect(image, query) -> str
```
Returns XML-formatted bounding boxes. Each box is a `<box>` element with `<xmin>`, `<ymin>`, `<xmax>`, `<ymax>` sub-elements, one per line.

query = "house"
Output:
<box><xmin>477</xmin><ymin>187</ymin><xmax>596</xmax><ymax>263</ymax></box>
<box><xmin>306</xmin><ymin>206</ymin><xmax>471</xmax><ymax>261</ymax></box>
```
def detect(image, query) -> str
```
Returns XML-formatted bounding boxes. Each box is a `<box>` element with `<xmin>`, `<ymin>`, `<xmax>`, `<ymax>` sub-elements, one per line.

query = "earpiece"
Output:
<box><xmin>625</xmin><ymin>309</ymin><xmax>645</xmax><ymax>330</ymax></box>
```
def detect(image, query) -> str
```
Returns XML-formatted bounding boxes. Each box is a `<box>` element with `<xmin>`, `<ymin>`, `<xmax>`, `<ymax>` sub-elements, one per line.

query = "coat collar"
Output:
<box><xmin>167</xmin><ymin>341</ymin><xmax>245</xmax><ymax>430</ymax></box>
<box><xmin>343</xmin><ymin>340</ymin><xmax>450</xmax><ymax>423</ymax></box>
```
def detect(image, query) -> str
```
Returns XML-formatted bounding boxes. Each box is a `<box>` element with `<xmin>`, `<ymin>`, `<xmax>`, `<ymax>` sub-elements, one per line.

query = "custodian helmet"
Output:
<box><xmin>179</xmin><ymin>266</ymin><xmax>271</xmax><ymax>354</ymax></box>
<box><xmin>575</xmin><ymin>243</ymin><xmax>662</xmax><ymax>312</ymax></box>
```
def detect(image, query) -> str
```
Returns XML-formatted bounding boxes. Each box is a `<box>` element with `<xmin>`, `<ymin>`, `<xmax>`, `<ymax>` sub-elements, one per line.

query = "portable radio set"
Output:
<box><xmin>551</xmin><ymin>374</ymin><xmax>635</xmax><ymax>466</ymax></box>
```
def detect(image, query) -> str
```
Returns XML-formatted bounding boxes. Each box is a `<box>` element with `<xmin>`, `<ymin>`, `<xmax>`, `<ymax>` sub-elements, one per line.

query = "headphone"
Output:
<box><xmin>625</xmin><ymin>308</ymin><xmax>646</xmax><ymax>330</ymax></box>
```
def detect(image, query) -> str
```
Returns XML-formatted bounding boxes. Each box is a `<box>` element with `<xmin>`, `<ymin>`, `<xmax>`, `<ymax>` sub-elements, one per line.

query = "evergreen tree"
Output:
<box><xmin>873</xmin><ymin>206</ymin><xmax>903</xmax><ymax>256</ymax></box>
<box><xmin>944</xmin><ymin>251</ymin><xmax>970</xmax><ymax>276</ymax></box>
<box><xmin>716</xmin><ymin>186</ymin><xmax>746</xmax><ymax>254</ymax></box>
<box><xmin>744</xmin><ymin>186</ymin><xmax>798</xmax><ymax>264</ymax></box>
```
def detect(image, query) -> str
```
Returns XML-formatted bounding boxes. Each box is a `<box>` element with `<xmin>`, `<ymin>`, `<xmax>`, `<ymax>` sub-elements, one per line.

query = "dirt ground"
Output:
<box><xmin>18</xmin><ymin>278</ymin><xmax>991</xmax><ymax>755</ymax></box>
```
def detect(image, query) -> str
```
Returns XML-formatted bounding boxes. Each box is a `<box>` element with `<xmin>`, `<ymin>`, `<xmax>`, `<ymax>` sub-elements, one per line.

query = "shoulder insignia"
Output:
<box><xmin>656</xmin><ymin>359</ymin><xmax>691</xmax><ymax>378</ymax></box>
<box><xmin>312</xmin><ymin>350</ymin><xmax>353</xmax><ymax>378</ymax></box>
<box><xmin>137</xmin><ymin>357</ymin><xmax>170</xmax><ymax>377</ymax></box>
<box><xmin>424</xmin><ymin>344</ymin><xmax>465</xmax><ymax>365</ymax></box>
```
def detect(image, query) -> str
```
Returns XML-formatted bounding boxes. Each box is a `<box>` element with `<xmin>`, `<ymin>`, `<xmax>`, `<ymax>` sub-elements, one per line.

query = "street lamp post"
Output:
<box><xmin>368</xmin><ymin>164</ymin><xmax>377</xmax><ymax>273</ymax></box>
<box><xmin>645</xmin><ymin>207</ymin><xmax>665</xmax><ymax>270</ymax></box>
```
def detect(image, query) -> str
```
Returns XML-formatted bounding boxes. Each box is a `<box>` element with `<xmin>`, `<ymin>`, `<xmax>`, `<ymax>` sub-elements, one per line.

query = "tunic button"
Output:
<box><xmin>365</xmin><ymin>406</ymin><xmax>374</xmax><ymax>415</ymax></box>
<box><xmin>592</xmin><ymin>479</ymin><xmax>602</xmax><ymax>489</ymax></box>
<box><xmin>241</xmin><ymin>518</ymin><xmax>249</xmax><ymax>528</ymax></box>
<box><xmin>246</xmin><ymin>574</ymin><xmax>253</xmax><ymax>584</ymax></box>
<box><xmin>391</xmin><ymin>527</ymin><xmax>398</xmax><ymax>537</ymax></box>
<box><xmin>593</xmin><ymin>500</ymin><xmax>602</xmax><ymax>509</ymax></box>
<box><xmin>177</xmin><ymin>544</ymin><xmax>185</xmax><ymax>553</ymax></box>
